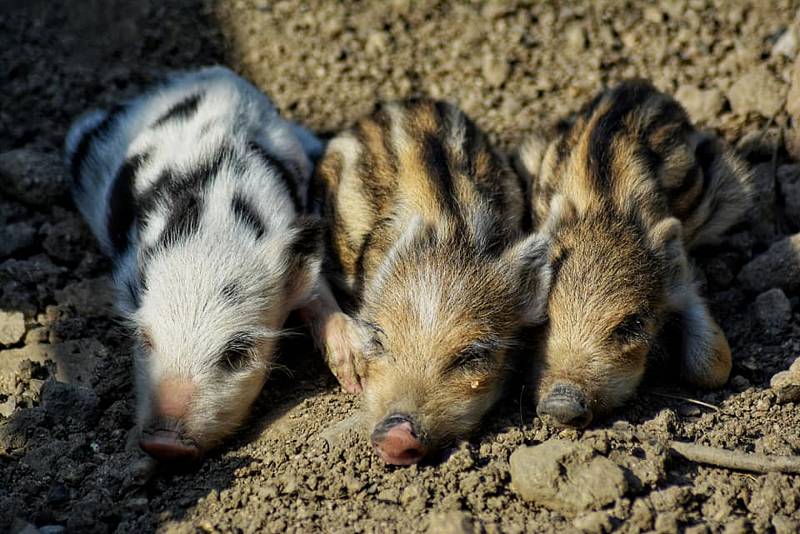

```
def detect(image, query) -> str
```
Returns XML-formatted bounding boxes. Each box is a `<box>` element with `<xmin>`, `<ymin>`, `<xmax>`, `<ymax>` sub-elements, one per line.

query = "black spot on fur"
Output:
<box><xmin>157</xmin><ymin>192</ymin><xmax>203</xmax><ymax>249</ymax></box>
<box><xmin>138</xmin><ymin>144</ymin><xmax>233</xmax><ymax>217</ymax></box>
<box><xmin>107</xmin><ymin>151</ymin><xmax>149</xmax><ymax>255</ymax></box>
<box><xmin>248</xmin><ymin>141</ymin><xmax>302</xmax><ymax>209</ymax></box>
<box><xmin>152</xmin><ymin>92</ymin><xmax>204</xmax><ymax>128</ymax></box>
<box><xmin>70</xmin><ymin>104</ymin><xmax>125</xmax><ymax>188</ymax></box>
<box><xmin>231</xmin><ymin>193</ymin><xmax>266</xmax><ymax>239</ymax></box>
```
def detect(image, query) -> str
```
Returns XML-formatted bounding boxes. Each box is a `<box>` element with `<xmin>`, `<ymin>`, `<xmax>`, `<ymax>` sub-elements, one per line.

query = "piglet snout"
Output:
<box><xmin>140</xmin><ymin>426</ymin><xmax>200</xmax><ymax>461</ymax></box>
<box><xmin>537</xmin><ymin>383</ymin><xmax>593</xmax><ymax>428</ymax></box>
<box><xmin>371</xmin><ymin>414</ymin><xmax>427</xmax><ymax>466</ymax></box>
<box><xmin>140</xmin><ymin>378</ymin><xmax>199</xmax><ymax>461</ymax></box>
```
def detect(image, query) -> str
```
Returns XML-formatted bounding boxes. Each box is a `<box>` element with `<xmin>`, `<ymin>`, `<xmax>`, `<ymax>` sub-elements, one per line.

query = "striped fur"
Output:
<box><xmin>516</xmin><ymin>80</ymin><xmax>752</xmax><ymax>427</ymax></box>
<box><xmin>312</xmin><ymin>99</ymin><xmax>551</xmax><ymax>456</ymax></box>
<box><xmin>65</xmin><ymin>67</ymin><xmax>324</xmax><ymax>454</ymax></box>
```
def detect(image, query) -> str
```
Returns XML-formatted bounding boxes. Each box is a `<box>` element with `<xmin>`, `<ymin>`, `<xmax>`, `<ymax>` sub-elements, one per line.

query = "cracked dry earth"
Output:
<box><xmin>2</xmin><ymin>1</ymin><xmax>800</xmax><ymax>533</ymax></box>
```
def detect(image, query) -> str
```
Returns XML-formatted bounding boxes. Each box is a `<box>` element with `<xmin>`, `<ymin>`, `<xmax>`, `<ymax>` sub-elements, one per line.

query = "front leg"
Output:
<box><xmin>298</xmin><ymin>279</ymin><xmax>367</xmax><ymax>394</ymax></box>
<box><xmin>677</xmin><ymin>290</ymin><xmax>732</xmax><ymax>389</ymax></box>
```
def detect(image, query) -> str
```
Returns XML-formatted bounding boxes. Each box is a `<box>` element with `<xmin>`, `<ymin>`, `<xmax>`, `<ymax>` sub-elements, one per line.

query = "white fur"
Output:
<box><xmin>65</xmin><ymin>66</ymin><xmax>322</xmax><ymax>450</ymax></box>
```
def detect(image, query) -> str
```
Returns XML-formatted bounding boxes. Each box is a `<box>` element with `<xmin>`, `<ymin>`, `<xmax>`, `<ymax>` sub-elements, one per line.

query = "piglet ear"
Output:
<box><xmin>286</xmin><ymin>216</ymin><xmax>325</xmax><ymax>308</ymax></box>
<box><xmin>503</xmin><ymin>232</ymin><xmax>552</xmax><ymax>325</ymax></box>
<box><xmin>648</xmin><ymin>217</ymin><xmax>690</xmax><ymax>287</ymax></box>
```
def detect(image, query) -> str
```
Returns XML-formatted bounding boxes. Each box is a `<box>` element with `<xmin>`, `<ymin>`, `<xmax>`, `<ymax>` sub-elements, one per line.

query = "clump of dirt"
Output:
<box><xmin>2</xmin><ymin>1</ymin><xmax>800</xmax><ymax>533</ymax></box>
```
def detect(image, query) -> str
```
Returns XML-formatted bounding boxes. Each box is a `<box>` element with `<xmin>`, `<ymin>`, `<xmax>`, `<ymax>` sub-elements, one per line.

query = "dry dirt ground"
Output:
<box><xmin>2</xmin><ymin>1</ymin><xmax>800</xmax><ymax>533</ymax></box>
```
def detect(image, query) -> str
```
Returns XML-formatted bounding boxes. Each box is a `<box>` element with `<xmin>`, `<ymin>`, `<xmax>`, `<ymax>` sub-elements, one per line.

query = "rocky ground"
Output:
<box><xmin>2</xmin><ymin>0</ymin><xmax>800</xmax><ymax>532</ymax></box>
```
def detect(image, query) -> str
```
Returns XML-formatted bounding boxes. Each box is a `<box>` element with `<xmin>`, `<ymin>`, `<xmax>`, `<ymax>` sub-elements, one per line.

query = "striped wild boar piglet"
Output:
<box><xmin>65</xmin><ymin>67</ymin><xmax>324</xmax><ymax>461</ymax></box>
<box><xmin>312</xmin><ymin>99</ymin><xmax>551</xmax><ymax>465</ymax></box>
<box><xmin>516</xmin><ymin>80</ymin><xmax>752</xmax><ymax>428</ymax></box>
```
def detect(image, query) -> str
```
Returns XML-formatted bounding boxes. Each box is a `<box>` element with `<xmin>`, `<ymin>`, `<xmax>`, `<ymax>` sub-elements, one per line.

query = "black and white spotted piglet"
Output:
<box><xmin>65</xmin><ymin>67</ymin><xmax>324</xmax><ymax>461</ymax></box>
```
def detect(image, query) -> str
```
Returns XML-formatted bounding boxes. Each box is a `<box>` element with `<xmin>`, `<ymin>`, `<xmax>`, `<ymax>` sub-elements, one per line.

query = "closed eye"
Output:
<box><xmin>361</xmin><ymin>320</ymin><xmax>388</xmax><ymax>358</ymax></box>
<box><xmin>612</xmin><ymin>314</ymin><xmax>648</xmax><ymax>345</ymax></box>
<box><xmin>218</xmin><ymin>333</ymin><xmax>256</xmax><ymax>371</ymax></box>
<box><xmin>447</xmin><ymin>339</ymin><xmax>498</xmax><ymax>373</ymax></box>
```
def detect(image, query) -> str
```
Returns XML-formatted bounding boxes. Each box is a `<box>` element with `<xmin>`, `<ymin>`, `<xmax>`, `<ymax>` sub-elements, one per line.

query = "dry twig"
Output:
<box><xmin>668</xmin><ymin>440</ymin><xmax>800</xmax><ymax>474</ymax></box>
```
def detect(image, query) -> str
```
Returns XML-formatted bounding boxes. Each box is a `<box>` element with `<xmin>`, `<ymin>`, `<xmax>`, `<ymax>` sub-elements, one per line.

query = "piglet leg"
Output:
<box><xmin>299</xmin><ymin>280</ymin><xmax>366</xmax><ymax>394</ymax></box>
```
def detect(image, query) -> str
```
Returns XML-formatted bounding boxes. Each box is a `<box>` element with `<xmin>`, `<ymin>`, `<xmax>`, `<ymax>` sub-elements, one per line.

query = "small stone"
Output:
<box><xmin>754</xmin><ymin>288</ymin><xmax>792</xmax><ymax>333</ymax></box>
<box><xmin>0</xmin><ymin>343</ymin><xmax>51</xmax><ymax>392</ymax></box>
<box><xmin>772</xmin><ymin>514</ymin><xmax>799</xmax><ymax>534</ymax></box>
<box><xmin>643</xmin><ymin>6</ymin><xmax>663</xmax><ymax>23</ymax></box>
<box><xmin>509</xmin><ymin>440</ymin><xmax>628</xmax><ymax>515</ymax></box>
<box><xmin>654</xmin><ymin>512</ymin><xmax>679</xmax><ymax>534</ymax></box>
<box><xmin>39</xmin><ymin>526</ymin><xmax>67</xmax><ymax>534</ymax></box>
<box><xmin>738</xmin><ymin>233</ymin><xmax>800</xmax><ymax>294</ymax></box>
<box><xmin>773</xmin><ymin>27</ymin><xmax>799</xmax><ymax>59</ymax></box>
<box><xmin>770</xmin><ymin>369</ymin><xmax>800</xmax><ymax>403</ymax></box>
<box><xmin>482</xmin><ymin>53</ymin><xmax>510</xmax><ymax>88</ymax></box>
<box><xmin>0</xmin><ymin>222</ymin><xmax>36</xmax><ymax>259</ymax></box>
<box><xmin>727</xmin><ymin>67</ymin><xmax>786</xmax><ymax>118</ymax></box>
<box><xmin>573</xmin><ymin>511</ymin><xmax>613</xmax><ymax>533</ymax></box>
<box><xmin>565</xmin><ymin>25</ymin><xmax>588</xmax><ymax>53</ymax></box>
<box><xmin>0</xmin><ymin>149</ymin><xmax>70</xmax><ymax>207</ymax></box>
<box><xmin>674</xmin><ymin>85</ymin><xmax>725</xmax><ymax>124</ymax></box>
<box><xmin>365</xmin><ymin>31</ymin><xmax>390</xmax><ymax>56</ymax></box>
<box><xmin>0</xmin><ymin>310</ymin><xmax>25</xmax><ymax>346</ymax></box>
<box><xmin>427</xmin><ymin>510</ymin><xmax>475</xmax><ymax>534</ymax></box>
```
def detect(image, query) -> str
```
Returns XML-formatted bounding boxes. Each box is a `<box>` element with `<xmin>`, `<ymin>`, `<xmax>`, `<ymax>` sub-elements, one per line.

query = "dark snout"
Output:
<box><xmin>139</xmin><ymin>417</ymin><xmax>200</xmax><ymax>462</ymax></box>
<box><xmin>537</xmin><ymin>383</ymin><xmax>593</xmax><ymax>428</ymax></box>
<box><xmin>370</xmin><ymin>413</ymin><xmax>427</xmax><ymax>466</ymax></box>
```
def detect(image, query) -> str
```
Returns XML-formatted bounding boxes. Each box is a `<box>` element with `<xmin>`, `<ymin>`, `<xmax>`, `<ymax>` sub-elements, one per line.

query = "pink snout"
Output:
<box><xmin>139</xmin><ymin>428</ymin><xmax>199</xmax><ymax>461</ymax></box>
<box><xmin>139</xmin><ymin>378</ymin><xmax>199</xmax><ymax>462</ymax></box>
<box><xmin>371</xmin><ymin>415</ymin><xmax>427</xmax><ymax>466</ymax></box>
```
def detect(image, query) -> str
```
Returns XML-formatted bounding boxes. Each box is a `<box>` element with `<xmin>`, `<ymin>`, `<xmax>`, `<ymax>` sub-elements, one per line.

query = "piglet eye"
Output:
<box><xmin>218</xmin><ymin>333</ymin><xmax>256</xmax><ymax>371</ymax></box>
<box><xmin>448</xmin><ymin>342</ymin><xmax>496</xmax><ymax>374</ymax></box>
<box><xmin>361</xmin><ymin>321</ymin><xmax>387</xmax><ymax>358</ymax></box>
<box><xmin>613</xmin><ymin>314</ymin><xmax>647</xmax><ymax>344</ymax></box>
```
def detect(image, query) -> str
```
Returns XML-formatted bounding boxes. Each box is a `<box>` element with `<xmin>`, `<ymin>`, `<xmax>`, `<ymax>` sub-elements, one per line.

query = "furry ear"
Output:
<box><xmin>503</xmin><ymin>232</ymin><xmax>552</xmax><ymax>324</ymax></box>
<box><xmin>681</xmin><ymin>132</ymin><xmax>754</xmax><ymax>248</ymax></box>
<box><xmin>285</xmin><ymin>216</ymin><xmax>325</xmax><ymax>308</ymax></box>
<box><xmin>540</xmin><ymin>194</ymin><xmax>578</xmax><ymax>234</ymax></box>
<box><xmin>513</xmin><ymin>132</ymin><xmax>550</xmax><ymax>186</ymax></box>
<box><xmin>648</xmin><ymin>217</ymin><xmax>690</xmax><ymax>289</ymax></box>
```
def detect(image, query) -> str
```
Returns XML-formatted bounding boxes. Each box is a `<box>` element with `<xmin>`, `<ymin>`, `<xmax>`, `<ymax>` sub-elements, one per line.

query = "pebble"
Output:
<box><xmin>738</xmin><ymin>233</ymin><xmax>800</xmax><ymax>294</ymax></box>
<box><xmin>674</xmin><ymin>85</ymin><xmax>725</xmax><ymax>124</ymax></box>
<box><xmin>573</xmin><ymin>511</ymin><xmax>613</xmax><ymax>534</ymax></box>
<box><xmin>0</xmin><ymin>309</ymin><xmax>25</xmax><ymax>346</ymax></box>
<box><xmin>773</xmin><ymin>27</ymin><xmax>799</xmax><ymax>58</ymax></box>
<box><xmin>427</xmin><ymin>510</ymin><xmax>475</xmax><ymax>534</ymax></box>
<box><xmin>0</xmin><ymin>149</ymin><xmax>70</xmax><ymax>208</ymax></box>
<box><xmin>770</xmin><ymin>356</ymin><xmax>800</xmax><ymax>403</ymax></box>
<box><xmin>754</xmin><ymin>288</ymin><xmax>792</xmax><ymax>334</ymax></box>
<box><xmin>0</xmin><ymin>222</ymin><xmax>36</xmax><ymax>259</ymax></box>
<box><xmin>565</xmin><ymin>25</ymin><xmax>588</xmax><ymax>53</ymax></box>
<box><xmin>509</xmin><ymin>440</ymin><xmax>628</xmax><ymax>515</ymax></box>
<box><xmin>482</xmin><ymin>53</ymin><xmax>510</xmax><ymax>87</ymax></box>
<box><xmin>772</xmin><ymin>514</ymin><xmax>799</xmax><ymax>534</ymax></box>
<box><xmin>726</xmin><ymin>66</ymin><xmax>786</xmax><ymax>118</ymax></box>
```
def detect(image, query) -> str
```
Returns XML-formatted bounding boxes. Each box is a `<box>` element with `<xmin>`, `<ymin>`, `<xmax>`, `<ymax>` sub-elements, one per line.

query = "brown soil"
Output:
<box><xmin>1</xmin><ymin>1</ymin><xmax>799</xmax><ymax>533</ymax></box>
